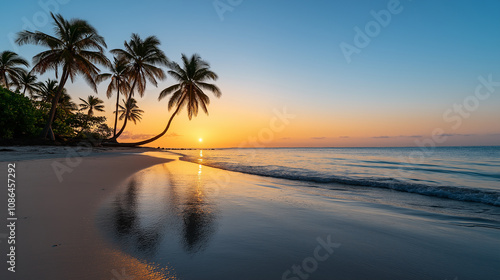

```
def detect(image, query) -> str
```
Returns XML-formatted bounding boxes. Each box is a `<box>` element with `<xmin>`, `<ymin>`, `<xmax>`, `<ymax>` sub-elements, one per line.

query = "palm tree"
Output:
<box><xmin>58</xmin><ymin>92</ymin><xmax>78</xmax><ymax>114</ymax></box>
<box><xmin>116</xmin><ymin>98</ymin><xmax>144</xmax><ymax>124</ymax></box>
<box><xmin>79</xmin><ymin>95</ymin><xmax>105</xmax><ymax>116</ymax></box>
<box><xmin>36</xmin><ymin>79</ymin><xmax>76</xmax><ymax>113</ymax></box>
<box><xmin>16</xmin><ymin>71</ymin><xmax>42</xmax><ymax>98</ymax></box>
<box><xmin>16</xmin><ymin>13</ymin><xmax>110</xmax><ymax>140</ymax></box>
<box><xmin>35</xmin><ymin>79</ymin><xmax>60</xmax><ymax>103</ymax></box>
<box><xmin>110</xmin><ymin>33</ymin><xmax>168</xmax><ymax>139</ymax></box>
<box><xmin>127</xmin><ymin>54</ymin><xmax>221</xmax><ymax>146</ymax></box>
<box><xmin>96</xmin><ymin>57</ymin><xmax>130</xmax><ymax>137</ymax></box>
<box><xmin>0</xmin><ymin>51</ymin><xmax>29</xmax><ymax>89</ymax></box>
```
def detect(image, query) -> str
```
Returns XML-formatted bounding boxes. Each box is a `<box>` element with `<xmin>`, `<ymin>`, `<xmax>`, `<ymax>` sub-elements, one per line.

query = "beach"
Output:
<box><xmin>0</xmin><ymin>148</ymin><xmax>175</xmax><ymax>279</ymax></box>
<box><xmin>1</xmin><ymin>148</ymin><xmax>499</xmax><ymax>280</ymax></box>
<box><xmin>2</xmin><ymin>1</ymin><xmax>499</xmax><ymax>279</ymax></box>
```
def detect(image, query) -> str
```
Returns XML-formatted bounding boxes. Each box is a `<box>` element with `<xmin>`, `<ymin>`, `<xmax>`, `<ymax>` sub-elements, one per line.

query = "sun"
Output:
<box><xmin>199</xmin><ymin>138</ymin><xmax>203</xmax><ymax>143</ymax></box>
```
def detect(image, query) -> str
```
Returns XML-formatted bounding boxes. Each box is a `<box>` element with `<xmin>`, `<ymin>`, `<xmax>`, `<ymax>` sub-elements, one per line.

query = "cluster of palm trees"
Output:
<box><xmin>3</xmin><ymin>12</ymin><xmax>221</xmax><ymax>146</ymax></box>
<box><xmin>1</xmin><ymin>51</ymin><xmax>33</xmax><ymax>95</ymax></box>
<box><xmin>0</xmin><ymin>57</ymin><xmax>111</xmax><ymax>118</ymax></box>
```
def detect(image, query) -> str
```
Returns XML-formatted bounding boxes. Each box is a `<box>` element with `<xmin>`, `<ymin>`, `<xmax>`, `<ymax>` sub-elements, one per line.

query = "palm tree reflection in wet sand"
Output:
<box><xmin>109</xmin><ymin>163</ymin><xmax>218</xmax><ymax>258</ymax></box>
<box><xmin>112</xmin><ymin>179</ymin><xmax>161</xmax><ymax>257</ymax></box>
<box><xmin>181</xmin><ymin>164</ymin><xmax>217</xmax><ymax>253</ymax></box>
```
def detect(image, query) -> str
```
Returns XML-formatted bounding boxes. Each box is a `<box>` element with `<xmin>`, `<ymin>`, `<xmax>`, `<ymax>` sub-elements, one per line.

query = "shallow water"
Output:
<box><xmin>179</xmin><ymin>147</ymin><xmax>500</xmax><ymax>206</ymax></box>
<box><xmin>96</xmin><ymin>157</ymin><xmax>500</xmax><ymax>280</ymax></box>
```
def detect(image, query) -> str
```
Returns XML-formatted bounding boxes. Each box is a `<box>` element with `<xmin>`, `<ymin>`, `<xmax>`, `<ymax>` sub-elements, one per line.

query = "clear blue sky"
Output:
<box><xmin>1</xmin><ymin>0</ymin><xmax>499</xmax><ymax>147</ymax></box>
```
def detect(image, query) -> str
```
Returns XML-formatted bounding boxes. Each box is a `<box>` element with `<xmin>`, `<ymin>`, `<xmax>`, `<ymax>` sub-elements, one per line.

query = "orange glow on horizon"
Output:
<box><xmin>76</xmin><ymin>82</ymin><xmax>500</xmax><ymax>149</ymax></box>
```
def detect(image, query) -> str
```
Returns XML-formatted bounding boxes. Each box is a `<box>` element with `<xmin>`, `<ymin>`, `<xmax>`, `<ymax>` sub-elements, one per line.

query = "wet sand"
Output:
<box><xmin>0</xmin><ymin>152</ymin><xmax>176</xmax><ymax>280</ymax></box>
<box><xmin>98</xmin><ymin>152</ymin><xmax>500</xmax><ymax>280</ymax></box>
<box><xmin>1</xmin><ymin>151</ymin><xmax>499</xmax><ymax>279</ymax></box>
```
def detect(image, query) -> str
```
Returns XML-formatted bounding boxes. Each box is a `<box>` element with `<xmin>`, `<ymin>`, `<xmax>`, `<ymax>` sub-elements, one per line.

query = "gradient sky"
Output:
<box><xmin>1</xmin><ymin>0</ymin><xmax>499</xmax><ymax>148</ymax></box>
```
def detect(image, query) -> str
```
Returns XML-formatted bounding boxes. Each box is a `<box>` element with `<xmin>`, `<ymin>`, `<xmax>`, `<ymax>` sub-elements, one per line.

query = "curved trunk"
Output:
<box><xmin>125</xmin><ymin>96</ymin><xmax>186</xmax><ymax>146</ymax></box>
<box><xmin>48</xmin><ymin>126</ymin><xmax>55</xmax><ymax>140</ymax></box>
<box><xmin>127</xmin><ymin>105</ymin><xmax>182</xmax><ymax>146</ymax></box>
<box><xmin>113</xmin><ymin>110</ymin><xmax>129</xmax><ymax>139</ymax></box>
<box><xmin>113</xmin><ymin>85</ymin><xmax>120</xmax><ymax>137</ymax></box>
<box><xmin>40</xmin><ymin>68</ymin><xmax>69</xmax><ymax>140</ymax></box>
<box><xmin>110</xmin><ymin>77</ymin><xmax>137</xmax><ymax>140</ymax></box>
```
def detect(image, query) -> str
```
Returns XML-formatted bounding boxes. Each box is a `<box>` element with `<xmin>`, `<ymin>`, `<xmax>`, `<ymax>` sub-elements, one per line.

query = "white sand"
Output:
<box><xmin>0</xmin><ymin>152</ymin><xmax>176</xmax><ymax>280</ymax></box>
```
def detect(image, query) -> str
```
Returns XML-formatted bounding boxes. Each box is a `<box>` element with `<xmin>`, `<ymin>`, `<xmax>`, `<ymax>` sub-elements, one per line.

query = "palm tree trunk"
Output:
<box><xmin>22</xmin><ymin>87</ymin><xmax>27</xmax><ymax>96</ymax></box>
<box><xmin>111</xmin><ymin>77</ymin><xmax>137</xmax><ymax>140</ymax></box>
<box><xmin>48</xmin><ymin>126</ymin><xmax>55</xmax><ymax>140</ymax></box>
<box><xmin>3</xmin><ymin>73</ymin><xmax>8</xmax><ymax>89</ymax></box>
<box><xmin>126</xmin><ymin>96</ymin><xmax>186</xmax><ymax>146</ymax></box>
<box><xmin>113</xmin><ymin>110</ymin><xmax>129</xmax><ymax>139</ymax></box>
<box><xmin>113</xmin><ymin>85</ymin><xmax>120</xmax><ymax>137</ymax></box>
<box><xmin>40</xmin><ymin>68</ymin><xmax>69</xmax><ymax>140</ymax></box>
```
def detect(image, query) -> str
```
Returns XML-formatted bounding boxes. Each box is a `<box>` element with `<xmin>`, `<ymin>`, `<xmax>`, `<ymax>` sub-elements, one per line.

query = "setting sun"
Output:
<box><xmin>2</xmin><ymin>1</ymin><xmax>499</xmax><ymax>279</ymax></box>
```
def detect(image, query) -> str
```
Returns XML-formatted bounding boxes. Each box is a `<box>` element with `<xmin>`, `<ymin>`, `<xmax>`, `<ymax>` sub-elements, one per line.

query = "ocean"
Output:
<box><xmin>178</xmin><ymin>146</ymin><xmax>500</xmax><ymax>220</ymax></box>
<box><xmin>94</xmin><ymin>147</ymin><xmax>500</xmax><ymax>279</ymax></box>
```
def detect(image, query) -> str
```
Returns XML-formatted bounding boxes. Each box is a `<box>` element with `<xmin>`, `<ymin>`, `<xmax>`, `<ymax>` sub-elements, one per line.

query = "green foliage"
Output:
<box><xmin>0</xmin><ymin>86</ymin><xmax>111</xmax><ymax>141</ymax></box>
<box><xmin>52</xmin><ymin>106</ymin><xmax>77</xmax><ymax>137</ymax></box>
<box><xmin>67</xmin><ymin>112</ymin><xmax>112</xmax><ymax>139</ymax></box>
<box><xmin>0</xmin><ymin>86</ymin><xmax>41</xmax><ymax>138</ymax></box>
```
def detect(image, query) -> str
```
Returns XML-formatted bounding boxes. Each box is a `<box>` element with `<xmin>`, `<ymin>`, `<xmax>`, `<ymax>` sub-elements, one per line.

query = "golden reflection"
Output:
<box><xmin>105</xmin><ymin>248</ymin><xmax>177</xmax><ymax>280</ymax></box>
<box><xmin>198</xmin><ymin>150</ymin><xmax>204</xmax><ymax>163</ymax></box>
<box><xmin>198</xmin><ymin>164</ymin><xmax>203</xmax><ymax>175</ymax></box>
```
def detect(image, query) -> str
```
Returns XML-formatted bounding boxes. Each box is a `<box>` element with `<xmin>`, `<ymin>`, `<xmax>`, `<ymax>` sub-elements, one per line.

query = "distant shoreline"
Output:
<box><xmin>0</xmin><ymin>145</ymin><xmax>156</xmax><ymax>162</ymax></box>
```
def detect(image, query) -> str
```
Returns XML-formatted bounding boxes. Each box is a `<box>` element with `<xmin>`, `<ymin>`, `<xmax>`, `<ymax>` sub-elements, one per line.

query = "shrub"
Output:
<box><xmin>0</xmin><ymin>87</ymin><xmax>40</xmax><ymax>139</ymax></box>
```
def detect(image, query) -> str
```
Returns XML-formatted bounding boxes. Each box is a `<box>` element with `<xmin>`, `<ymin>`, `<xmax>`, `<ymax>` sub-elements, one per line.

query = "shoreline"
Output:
<box><xmin>1</xmin><ymin>151</ymin><xmax>499</xmax><ymax>279</ymax></box>
<box><xmin>0</xmin><ymin>145</ymin><xmax>158</xmax><ymax>162</ymax></box>
<box><xmin>0</xmin><ymin>152</ymin><xmax>176</xmax><ymax>279</ymax></box>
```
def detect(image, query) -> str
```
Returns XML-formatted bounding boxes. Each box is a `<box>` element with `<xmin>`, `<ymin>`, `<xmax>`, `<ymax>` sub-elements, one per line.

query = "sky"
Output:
<box><xmin>1</xmin><ymin>0</ymin><xmax>499</xmax><ymax>148</ymax></box>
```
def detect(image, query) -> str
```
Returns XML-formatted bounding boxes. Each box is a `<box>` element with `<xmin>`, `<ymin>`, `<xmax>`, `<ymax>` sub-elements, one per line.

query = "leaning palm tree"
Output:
<box><xmin>96</xmin><ymin>57</ymin><xmax>130</xmax><ymax>137</ymax></box>
<box><xmin>16</xmin><ymin>13</ymin><xmax>110</xmax><ymax>140</ymax></box>
<box><xmin>110</xmin><ymin>33</ymin><xmax>168</xmax><ymax>139</ymax></box>
<box><xmin>16</xmin><ymin>71</ymin><xmax>42</xmax><ymax>98</ymax></box>
<box><xmin>116</xmin><ymin>98</ymin><xmax>144</xmax><ymax>125</ymax></box>
<box><xmin>127</xmin><ymin>54</ymin><xmax>221</xmax><ymax>146</ymax></box>
<box><xmin>79</xmin><ymin>95</ymin><xmax>105</xmax><ymax>116</ymax></box>
<box><xmin>0</xmin><ymin>51</ymin><xmax>29</xmax><ymax>89</ymax></box>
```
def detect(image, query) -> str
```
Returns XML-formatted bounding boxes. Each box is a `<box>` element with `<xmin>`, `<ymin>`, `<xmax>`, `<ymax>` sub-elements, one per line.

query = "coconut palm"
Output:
<box><xmin>128</xmin><ymin>54</ymin><xmax>221</xmax><ymax>146</ymax></box>
<box><xmin>79</xmin><ymin>95</ymin><xmax>105</xmax><ymax>116</ymax></box>
<box><xmin>58</xmin><ymin>92</ymin><xmax>78</xmax><ymax>114</ymax></box>
<box><xmin>96</xmin><ymin>57</ymin><xmax>130</xmax><ymax>137</ymax></box>
<box><xmin>110</xmin><ymin>33</ymin><xmax>168</xmax><ymax>139</ymax></box>
<box><xmin>16</xmin><ymin>13</ymin><xmax>110</xmax><ymax>140</ymax></box>
<box><xmin>16</xmin><ymin>71</ymin><xmax>42</xmax><ymax>98</ymax></box>
<box><xmin>0</xmin><ymin>51</ymin><xmax>29</xmax><ymax>89</ymax></box>
<box><xmin>36</xmin><ymin>79</ymin><xmax>76</xmax><ymax>112</ymax></box>
<box><xmin>116</xmin><ymin>98</ymin><xmax>144</xmax><ymax>125</ymax></box>
<box><xmin>35</xmin><ymin>79</ymin><xmax>60</xmax><ymax>103</ymax></box>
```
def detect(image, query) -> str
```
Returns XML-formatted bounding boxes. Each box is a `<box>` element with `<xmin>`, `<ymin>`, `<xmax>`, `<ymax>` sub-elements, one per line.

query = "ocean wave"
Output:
<box><xmin>180</xmin><ymin>155</ymin><xmax>500</xmax><ymax>207</ymax></box>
